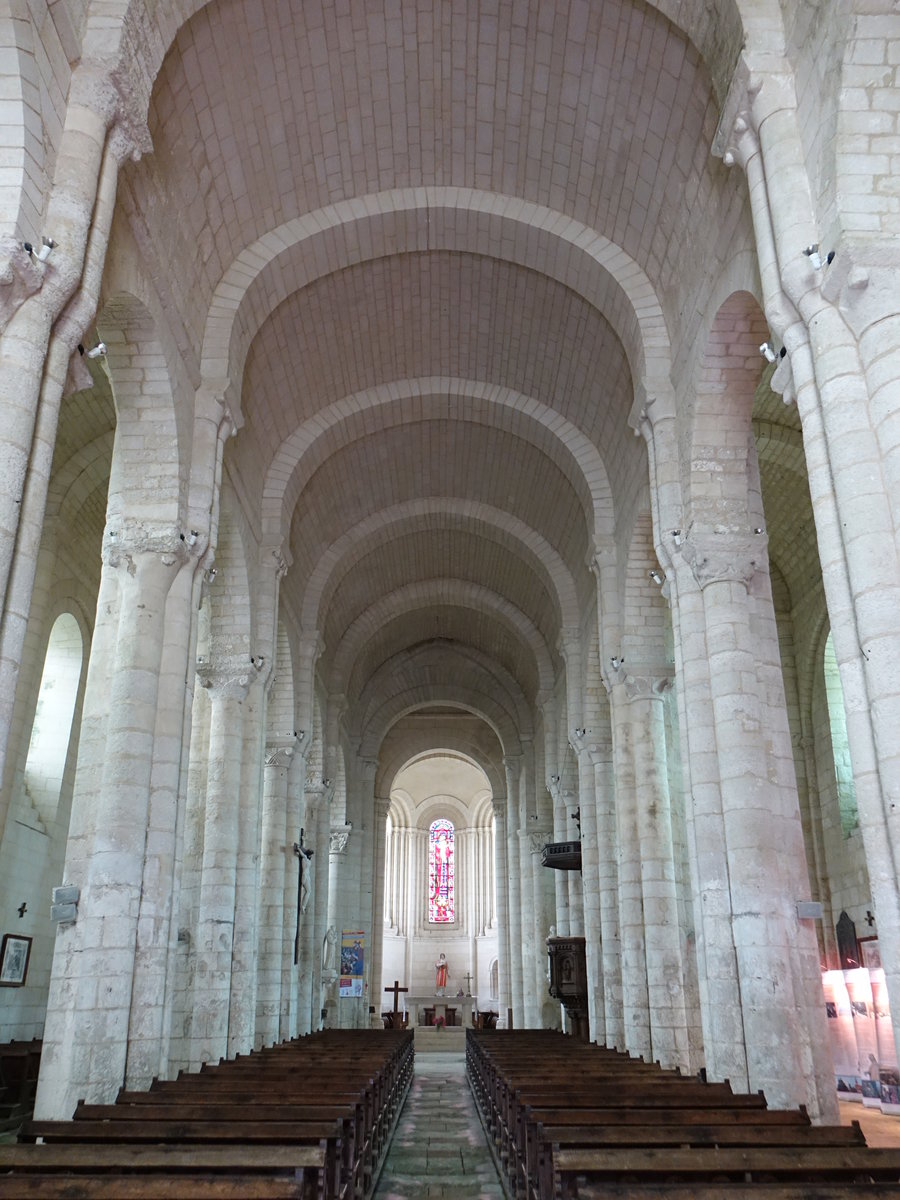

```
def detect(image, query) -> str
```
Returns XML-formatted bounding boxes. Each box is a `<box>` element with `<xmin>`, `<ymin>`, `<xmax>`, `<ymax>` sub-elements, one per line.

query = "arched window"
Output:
<box><xmin>428</xmin><ymin>819</ymin><xmax>454</xmax><ymax>923</ymax></box>
<box><xmin>824</xmin><ymin>633</ymin><xmax>858</xmax><ymax>836</ymax></box>
<box><xmin>24</xmin><ymin>613</ymin><xmax>83</xmax><ymax>827</ymax></box>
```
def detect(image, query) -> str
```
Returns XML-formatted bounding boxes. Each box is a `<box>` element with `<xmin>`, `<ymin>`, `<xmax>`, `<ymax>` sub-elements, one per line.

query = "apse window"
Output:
<box><xmin>428</xmin><ymin>819</ymin><xmax>454</xmax><ymax>923</ymax></box>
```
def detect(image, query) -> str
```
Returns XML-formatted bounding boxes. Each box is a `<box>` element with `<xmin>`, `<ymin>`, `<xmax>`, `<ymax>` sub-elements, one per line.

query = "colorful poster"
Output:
<box><xmin>339</xmin><ymin>930</ymin><xmax>365</xmax><ymax>997</ymax></box>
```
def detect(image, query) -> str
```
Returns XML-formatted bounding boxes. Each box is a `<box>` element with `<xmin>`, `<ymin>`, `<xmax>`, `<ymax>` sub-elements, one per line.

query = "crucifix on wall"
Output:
<box><xmin>292</xmin><ymin>830</ymin><xmax>313</xmax><ymax>965</ymax></box>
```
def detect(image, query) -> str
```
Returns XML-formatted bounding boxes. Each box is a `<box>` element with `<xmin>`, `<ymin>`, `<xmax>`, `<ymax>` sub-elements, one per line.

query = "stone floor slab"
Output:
<box><xmin>373</xmin><ymin>1048</ymin><xmax>505</xmax><ymax>1199</ymax></box>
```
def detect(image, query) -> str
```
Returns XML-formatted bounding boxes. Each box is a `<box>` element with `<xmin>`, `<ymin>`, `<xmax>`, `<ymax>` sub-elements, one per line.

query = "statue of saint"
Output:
<box><xmin>435</xmin><ymin>952</ymin><xmax>449</xmax><ymax>995</ymax></box>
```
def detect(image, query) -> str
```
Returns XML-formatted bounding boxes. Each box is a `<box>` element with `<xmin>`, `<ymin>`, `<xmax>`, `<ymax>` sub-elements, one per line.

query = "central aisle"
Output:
<box><xmin>374</xmin><ymin>1047</ymin><xmax>504</xmax><ymax>1199</ymax></box>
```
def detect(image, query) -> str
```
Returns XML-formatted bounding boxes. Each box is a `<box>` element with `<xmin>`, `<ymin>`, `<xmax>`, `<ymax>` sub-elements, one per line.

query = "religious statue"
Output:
<box><xmin>297</xmin><ymin>843</ymin><xmax>313</xmax><ymax>913</ymax></box>
<box><xmin>435</xmin><ymin>952</ymin><xmax>449</xmax><ymax>995</ymax></box>
<box><xmin>323</xmin><ymin>925</ymin><xmax>337</xmax><ymax>971</ymax></box>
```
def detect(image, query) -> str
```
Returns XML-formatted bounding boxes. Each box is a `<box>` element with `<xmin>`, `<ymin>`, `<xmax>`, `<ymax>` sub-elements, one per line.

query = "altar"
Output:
<box><xmin>403</xmin><ymin>994</ymin><xmax>477</xmax><ymax>1027</ymax></box>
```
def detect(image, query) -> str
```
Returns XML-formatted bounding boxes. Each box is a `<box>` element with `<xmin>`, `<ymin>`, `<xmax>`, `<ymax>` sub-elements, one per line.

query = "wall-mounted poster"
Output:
<box><xmin>0</xmin><ymin>934</ymin><xmax>32</xmax><ymax>986</ymax></box>
<box><xmin>339</xmin><ymin>930</ymin><xmax>365</xmax><ymax>997</ymax></box>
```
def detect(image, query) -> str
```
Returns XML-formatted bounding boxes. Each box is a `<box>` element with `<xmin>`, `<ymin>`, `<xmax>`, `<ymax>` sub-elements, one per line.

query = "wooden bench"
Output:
<box><xmin>554</xmin><ymin>1146</ymin><xmax>900</xmax><ymax>1199</ymax></box>
<box><xmin>9</xmin><ymin>1029</ymin><xmax>413</xmax><ymax>1200</ymax></box>
<box><xmin>0</xmin><ymin>1144</ymin><xmax>326</xmax><ymax>1198</ymax></box>
<box><xmin>465</xmin><ymin>1030</ymin><xmax>899</xmax><ymax>1200</ymax></box>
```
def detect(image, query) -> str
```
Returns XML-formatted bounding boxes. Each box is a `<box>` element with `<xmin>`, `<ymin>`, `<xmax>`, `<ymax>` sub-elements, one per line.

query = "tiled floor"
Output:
<box><xmin>374</xmin><ymin>1049</ymin><xmax>504</xmax><ymax>1199</ymax></box>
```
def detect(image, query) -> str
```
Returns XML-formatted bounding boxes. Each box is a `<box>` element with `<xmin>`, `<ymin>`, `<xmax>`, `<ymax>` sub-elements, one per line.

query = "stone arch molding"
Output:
<box><xmin>81</xmin><ymin>1</ymin><xmax>746</xmax><ymax>142</ymax></box>
<box><xmin>200</xmin><ymin>189</ymin><xmax>672</xmax><ymax>421</ymax></box>
<box><xmin>379</xmin><ymin>743</ymin><xmax>505</xmax><ymax>802</ymax></box>
<box><xmin>360</xmin><ymin>687</ymin><xmax>523</xmax><ymax>764</ymax></box>
<box><xmin>301</xmin><ymin>498</ymin><xmax>579</xmax><ymax>634</ymax></box>
<box><xmin>355</xmin><ymin>641</ymin><xmax>531</xmax><ymax>748</ymax></box>
<box><xmin>331</xmin><ymin>577</ymin><xmax>555</xmax><ymax>700</ymax></box>
<box><xmin>266</xmin><ymin>379</ymin><xmax>613</xmax><ymax>542</ymax></box>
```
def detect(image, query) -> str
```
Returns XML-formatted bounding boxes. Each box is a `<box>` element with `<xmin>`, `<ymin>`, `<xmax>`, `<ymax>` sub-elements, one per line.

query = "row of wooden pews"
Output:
<box><xmin>0</xmin><ymin>1029</ymin><xmax>413</xmax><ymax>1199</ymax></box>
<box><xmin>466</xmin><ymin>1029</ymin><xmax>900</xmax><ymax>1199</ymax></box>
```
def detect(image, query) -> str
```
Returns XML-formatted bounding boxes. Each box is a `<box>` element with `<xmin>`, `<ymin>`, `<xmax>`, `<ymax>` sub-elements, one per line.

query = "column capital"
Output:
<box><xmin>491</xmin><ymin>797</ymin><xmax>507</xmax><ymax>822</ymax></box>
<box><xmin>305</xmin><ymin>774</ymin><xmax>335</xmax><ymax>806</ymax></box>
<box><xmin>522</xmin><ymin>827</ymin><xmax>552</xmax><ymax>856</ymax></box>
<box><xmin>627</xmin><ymin>376</ymin><xmax>677</xmax><ymax>434</ymax></box>
<box><xmin>615</xmin><ymin>668</ymin><xmax>674</xmax><ymax>704</ymax></box>
<box><xmin>329</xmin><ymin>824</ymin><xmax>352</xmax><ymax>855</ymax></box>
<box><xmin>264</xmin><ymin>735</ymin><xmax>296</xmax><ymax>769</ymax></box>
<box><xmin>196</xmin><ymin>652</ymin><xmax>253</xmax><ymax>701</ymax></box>
<box><xmin>373</xmin><ymin>797</ymin><xmax>391</xmax><ymax>821</ymax></box>
<box><xmin>503</xmin><ymin>754</ymin><xmax>522</xmax><ymax>784</ymax></box>
<box><xmin>102</xmin><ymin>520</ymin><xmax>192</xmax><ymax>570</ymax></box>
<box><xmin>679</xmin><ymin>531</ymin><xmax>766</xmax><ymax>590</ymax></box>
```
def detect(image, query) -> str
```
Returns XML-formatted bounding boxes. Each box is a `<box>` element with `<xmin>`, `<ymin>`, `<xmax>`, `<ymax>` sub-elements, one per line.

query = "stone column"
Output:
<box><xmin>35</xmin><ymin>531</ymin><xmax>187</xmax><ymax>1118</ymax></box>
<box><xmin>278</xmin><ymin>744</ymin><xmax>306</xmax><ymax>1040</ymax></box>
<box><xmin>188</xmin><ymin>658</ymin><xmax>251</xmax><ymax>1067</ymax></box>
<box><xmin>589</xmin><ymin>742</ymin><xmax>623</xmax><ymax>1049</ymax></box>
<box><xmin>609</xmin><ymin>672</ymin><xmax>652</xmax><ymax>1060</ymax></box>
<box><xmin>0</xmin><ymin>67</ymin><xmax>149</xmax><ymax>622</ymax></box>
<box><xmin>289</xmin><ymin>764</ymin><xmax>321</xmax><ymax>1039</ymax></box>
<box><xmin>623</xmin><ymin>671</ymin><xmax>689</xmax><ymax>1072</ymax></box>
<box><xmin>324</xmin><ymin>823</ymin><xmax>351</xmax><ymax>1027</ymax></box>
<box><xmin>571</xmin><ymin>730</ymin><xmax>605</xmax><ymax>1046</ymax></box>
<box><xmin>720</xmin><ymin>75</ymin><xmax>900</xmax><ymax>1085</ymax></box>
<box><xmin>681</xmin><ymin>533</ymin><xmax>833</xmax><ymax>1116</ymax></box>
<box><xmin>504</xmin><ymin>756</ymin><xmax>525</xmax><ymax>1024</ymax></box>
<box><xmin>308</xmin><ymin>779</ymin><xmax>333</xmax><ymax>1031</ymax></box>
<box><xmin>255</xmin><ymin>736</ymin><xmax>296</xmax><ymax>1047</ymax></box>
<box><xmin>369</xmin><ymin>797</ymin><xmax>391</xmax><ymax>1020</ymax></box>
<box><xmin>547</xmin><ymin>776</ymin><xmax>571</xmax><ymax>938</ymax></box>
<box><xmin>127</xmin><ymin>556</ymin><xmax>203</xmax><ymax>1086</ymax></box>
<box><xmin>492</xmin><ymin>797</ymin><xmax>511</xmax><ymax>1024</ymax></box>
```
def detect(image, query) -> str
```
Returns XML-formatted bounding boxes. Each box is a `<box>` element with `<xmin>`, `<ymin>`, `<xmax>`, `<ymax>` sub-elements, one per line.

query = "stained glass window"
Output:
<box><xmin>429</xmin><ymin>819</ymin><xmax>454</xmax><ymax>923</ymax></box>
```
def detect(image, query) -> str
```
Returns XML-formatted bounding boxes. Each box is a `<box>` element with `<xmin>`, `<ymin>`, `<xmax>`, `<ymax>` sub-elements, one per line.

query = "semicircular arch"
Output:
<box><xmin>331</xmin><ymin>579</ymin><xmax>554</xmax><ymax>701</ymax></box>
<box><xmin>301</xmin><ymin>497</ymin><xmax>578</xmax><ymax>634</ymax></box>
<box><xmin>268</xmin><ymin>380</ymin><xmax>611</xmax><ymax>542</ymax></box>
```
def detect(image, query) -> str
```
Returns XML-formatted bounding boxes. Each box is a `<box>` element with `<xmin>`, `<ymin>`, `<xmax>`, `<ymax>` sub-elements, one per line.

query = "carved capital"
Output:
<box><xmin>621</xmin><ymin>670</ymin><xmax>673</xmax><ymax>703</ymax></box>
<box><xmin>196</xmin><ymin>652</ymin><xmax>253</xmax><ymax>701</ymax></box>
<box><xmin>102</xmin><ymin>520</ymin><xmax>191</xmax><ymax>569</ymax></box>
<box><xmin>491</xmin><ymin>798</ymin><xmax>507</xmax><ymax>822</ymax></box>
<box><xmin>680</xmin><ymin>533</ymin><xmax>763</xmax><ymax>590</ymax></box>
<box><xmin>329</xmin><ymin>825</ymin><xmax>352</xmax><ymax>855</ymax></box>
<box><xmin>265</xmin><ymin>736</ymin><xmax>296</xmax><ymax>769</ymax></box>
<box><xmin>525</xmin><ymin>828</ymin><xmax>552</xmax><ymax>856</ymax></box>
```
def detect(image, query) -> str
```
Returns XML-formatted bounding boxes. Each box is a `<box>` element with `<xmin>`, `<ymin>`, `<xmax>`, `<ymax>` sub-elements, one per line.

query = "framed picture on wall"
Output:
<box><xmin>0</xmin><ymin>933</ymin><xmax>32</xmax><ymax>986</ymax></box>
<box><xmin>859</xmin><ymin>938</ymin><xmax>882</xmax><ymax>970</ymax></box>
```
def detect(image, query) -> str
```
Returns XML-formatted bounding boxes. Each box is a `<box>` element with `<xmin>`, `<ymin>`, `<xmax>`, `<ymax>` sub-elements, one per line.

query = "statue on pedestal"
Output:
<box><xmin>435</xmin><ymin>952</ymin><xmax>449</xmax><ymax>995</ymax></box>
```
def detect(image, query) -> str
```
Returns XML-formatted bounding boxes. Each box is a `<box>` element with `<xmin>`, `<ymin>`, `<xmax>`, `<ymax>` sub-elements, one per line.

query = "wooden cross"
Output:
<box><xmin>463</xmin><ymin>971</ymin><xmax>473</xmax><ymax>997</ymax></box>
<box><xmin>866</xmin><ymin>910</ymin><xmax>876</xmax><ymax>927</ymax></box>
<box><xmin>385</xmin><ymin>979</ymin><xmax>408</xmax><ymax>1019</ymax></box>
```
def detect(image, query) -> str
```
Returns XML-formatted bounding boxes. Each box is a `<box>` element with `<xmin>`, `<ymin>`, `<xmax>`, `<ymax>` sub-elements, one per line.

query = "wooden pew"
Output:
<box><xmin>465</xmin><ymin>1030</ymin><xmax>900</xmax><ymax>1200</ymax></box>
<box><xmin>553</xmin><ymin>1146</ymin><xmax>900</xmax><ymax>1199</ymax></box>
<box><xmin>9</xmin><ymin>1029</ymin><xmax>413</xmax><ymax>1200</ymax></box>
<box><xmin>0</xmin><ymin>1144</ymin><xmax>326</xmax><ymax>1198</ymax></box>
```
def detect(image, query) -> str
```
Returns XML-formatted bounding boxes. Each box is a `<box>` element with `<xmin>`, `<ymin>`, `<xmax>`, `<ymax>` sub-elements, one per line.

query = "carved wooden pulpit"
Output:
<box><xmin>547</xmin><ymin>934</ymin><xmax>589</xmax><ymax>1041</ymax></box>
